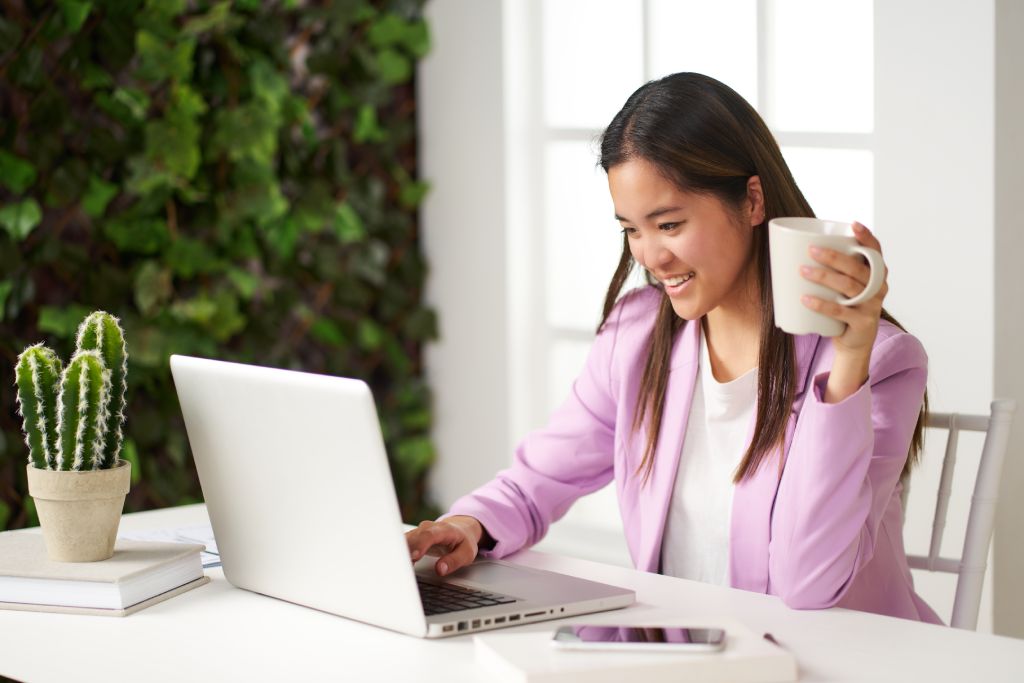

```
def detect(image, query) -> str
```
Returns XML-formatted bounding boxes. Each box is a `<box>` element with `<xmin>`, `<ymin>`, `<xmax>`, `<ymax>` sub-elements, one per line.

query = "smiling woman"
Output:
<box><xmin>411</xmin><ymin>71</ymin><xmax>942</xmax><ymax>627</ymax></box>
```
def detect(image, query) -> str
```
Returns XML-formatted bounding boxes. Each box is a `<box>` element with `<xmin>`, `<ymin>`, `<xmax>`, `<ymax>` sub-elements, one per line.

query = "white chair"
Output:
<box><xmin>902</xmin><ymin>399</ymin><xmax>1017</xmax><ymax>630</ymax></box>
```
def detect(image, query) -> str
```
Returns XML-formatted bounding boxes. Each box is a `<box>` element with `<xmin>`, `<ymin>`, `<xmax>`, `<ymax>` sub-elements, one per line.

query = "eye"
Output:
<box><xmin>658</xmin><ymin>221</ymin><xmax>683</xmax><ymax>231</ymax></box>
<box><xmin>620</xmin><ymin>227</ymin><xmax>639</xmax><ymax>238</ymax></box>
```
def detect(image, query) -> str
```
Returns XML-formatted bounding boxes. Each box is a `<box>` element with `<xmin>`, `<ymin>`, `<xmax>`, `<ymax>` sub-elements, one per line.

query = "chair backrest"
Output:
<box><xmin>903</xmin><ymin>399</ymin><xmax>1017</xmax><ymax>630</ymax></box>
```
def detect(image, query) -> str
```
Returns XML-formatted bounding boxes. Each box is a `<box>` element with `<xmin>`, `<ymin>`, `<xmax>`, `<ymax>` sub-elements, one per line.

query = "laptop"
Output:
<box><xmin>169</xmin><ymin>355</ymin><xmax>635</xmax><ymax>638</ymax></box>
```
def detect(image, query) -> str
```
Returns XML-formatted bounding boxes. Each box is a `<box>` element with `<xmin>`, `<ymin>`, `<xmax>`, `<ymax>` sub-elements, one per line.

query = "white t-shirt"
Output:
<box><xmin>660</xmin><ymin>325</ymin><xmax>758</xmax><ymax>585</ymax></box>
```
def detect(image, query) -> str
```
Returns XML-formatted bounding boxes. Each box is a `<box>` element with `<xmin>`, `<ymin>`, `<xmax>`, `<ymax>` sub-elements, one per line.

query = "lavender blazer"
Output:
<box><xmin>446</xmin><ymin>286</ymin><xmax>942</xmax><ymax>624</ymax></box>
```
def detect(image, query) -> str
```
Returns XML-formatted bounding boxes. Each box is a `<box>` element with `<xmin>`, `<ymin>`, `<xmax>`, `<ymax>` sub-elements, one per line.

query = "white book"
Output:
<box><xmin>0</xmin><ymin>530</ymin><xmax>208</xmax><ymax>616</ymax></box>
<box><xmin>474</xmin><ymin>619</ymin><xmax>797</xmax><ymax>683</ymax></box>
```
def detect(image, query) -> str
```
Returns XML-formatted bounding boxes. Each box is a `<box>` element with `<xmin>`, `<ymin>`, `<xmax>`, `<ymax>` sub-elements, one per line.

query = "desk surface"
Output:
<box><xmin>1</xmin><ymin>504</ymin><xmax>1022</xmax><ymax>682</ymax></box>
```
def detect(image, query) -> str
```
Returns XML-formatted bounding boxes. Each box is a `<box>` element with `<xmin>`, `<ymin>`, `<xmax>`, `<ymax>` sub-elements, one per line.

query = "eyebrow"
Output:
<box><xmin>614</xmin><ymin>206</ymin><xmax>685</xmax><ymax>222</ymax></box>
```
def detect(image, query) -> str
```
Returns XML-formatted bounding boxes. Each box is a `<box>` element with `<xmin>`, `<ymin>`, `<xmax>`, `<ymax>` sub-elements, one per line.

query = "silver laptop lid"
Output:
<box><xmin>170</xmin><ymin>354</ymin><xmax>428</xmax><ymax>637</ymax></box>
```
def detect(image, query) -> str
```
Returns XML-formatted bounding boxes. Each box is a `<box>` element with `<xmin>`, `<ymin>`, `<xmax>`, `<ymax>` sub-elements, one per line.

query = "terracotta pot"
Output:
<box><xmin>26</xmin><ymin>459</ymin><xmax>131</xmax><ymax>562</ymax></box>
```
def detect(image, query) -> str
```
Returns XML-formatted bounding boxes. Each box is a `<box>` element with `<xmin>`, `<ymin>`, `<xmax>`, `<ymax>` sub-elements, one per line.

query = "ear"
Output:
<box><xmin>746</xmin><ymin>175</ymin><xmax>765</xmax><ymax>227</ymax></box>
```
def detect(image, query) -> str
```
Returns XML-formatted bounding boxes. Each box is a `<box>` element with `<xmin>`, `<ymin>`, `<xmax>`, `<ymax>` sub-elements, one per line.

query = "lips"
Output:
<box><xmin>661</xmin><ymin>272</ymin><xmax>695</xmax><ymax>287</ymax></box>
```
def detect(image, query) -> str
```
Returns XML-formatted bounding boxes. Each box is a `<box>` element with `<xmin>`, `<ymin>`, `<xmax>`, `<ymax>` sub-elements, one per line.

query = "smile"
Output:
<box><xmin>662</xmin><ymin>272</ymin><xmax>695</xmax><ymax>286</ymax></box>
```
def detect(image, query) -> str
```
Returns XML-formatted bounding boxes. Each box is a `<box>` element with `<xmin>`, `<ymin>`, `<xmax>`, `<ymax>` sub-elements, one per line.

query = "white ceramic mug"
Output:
<box><xmin>768</xmin><ymin>217</ymin><xmax>885</xmax><ymax>337</ymax></box>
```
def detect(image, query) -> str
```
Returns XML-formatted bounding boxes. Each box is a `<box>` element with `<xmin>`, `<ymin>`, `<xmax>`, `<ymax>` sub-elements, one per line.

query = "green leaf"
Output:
<box><xmin>261</xmin><ymin>217</ymin><xmax>299</xmax><ymax>260</ymax></box>
<box><xmin>368</xmin><ymin>14</ymin><xmax>430</xmax><ymax>59</ymax></box>
<box><xmin>394</xmin><ymin>436</ymin><xmax>435</xmax><ymax>479</ymax></box>
<box><xmin>250</xmin><ymin>59</ymin><xmax>289</xmax><ymax>116</ymax></box>
<box><xmin>167</xmin><ymin>237</ymin><xmax>219</xmax><ymax>277</ymax></box>
<box><xmin>375</xmin><ymin>48</ymin><xmax>411</xmax><ymax>85</ymax></box>
<box><xmin>353</xmin><ymin>104</ymin><xmax>387</xmax><ymax>144</ymax></box>
<box><xmin>136</xmin><ymin>30</ymin><xmax>195</xmax><ymax>82</ymax></box>
<box><xmin>145</xmin><ymin>119</ymin><xmax>200</xmax><ymax>180</ymax></box>
<box><xmin>0</xmin><ymin>280</ymin><xmax>12</xmax><ymax>321</ymax></box>
<box><xmin>81</xmin><ymin>175</ymin><xmax>118</xmax><ymax>218</ymax></box>
<box><xmin>103</xmin><ymin>218</ymin><xmax>170</xmax><ymax>254</ymax></box>
<box><xmin>182</xmin><ymin>1</ymin><xmax>238</xmax><ymax>36</ymax></box>
<box><xmin>0</xmin><ymin>199</ymin><xmax>43</xmax><ymax>241</ymax></box>
<box><xmin>134</xmin><ymin>260</ymin><xmax>173</xmax><ymax>316</ymax></box>
<box><xmin>0</xmin><ymin>151</ymin><xmax>38</xmax><ymax>194</ymax></box>
<box><xmin>80</xmin><ymin>62</ymin><xmax>113</xmax><ymax>90</ymax></box>
<box><xmin>333</xmin><ymin>202</ymin><xmax>366</xmax><ymax>243</ymax></box>
<box><xmin>58</xmin><ymin>0</ymin><xmax>92</xmax><ymax>33</ymax></box>
<box><xmin>122</xmin><ymin>438</ymin><xmax>142</xmax><ymax>485</ymax></box>
<box><xmin>211</xmin><ymin>104</ymin><xmax>279</xmax><ymax>166</ymax></box>
<box><xmin>310</xmin><ymin>318</ymin><xmax>348</xmax><ymax>347</ymax></box>
<box><xmin>125</xmin><ymin>156</ymin><xmax>174</xmax><ymax>195</ymax></box>
<box><xmin>170</xmin><ymin>296</ymin><xmax>218</xmax><ymax>324</ymax></box>
<box><xmin>357</xmin><ymin>319</ymin><xmax>383</xmax><ymax>350</ymax></box>
<box><xmin>38</xmin><ymin>304</ymin><xmax>92</xmax><ymax>338</ymax></box>
<box><xmin>0</xmin><ymin>497</ymin><xmax>10</xmax><ymax>530</ymax></box>
<box><xmin>112</xmin><ymin>87</ymin><xmax>151</xmax><ymax>121</ymax></box>
<box><xmin>226</xmin><ymin>267</ymin><xmax>258</xmax><ymax>300</ymax></box>
<box><xmin>399</xmin><ymin>179</ymin><xmax>429</xmax><ymax>209</ymax></box>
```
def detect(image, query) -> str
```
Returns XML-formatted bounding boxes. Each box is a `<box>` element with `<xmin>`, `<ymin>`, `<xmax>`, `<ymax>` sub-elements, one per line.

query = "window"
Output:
<box><xmin>507</xmin><ymin>0</ymin><xmax>874</xmax><ymax>566</ymax></box>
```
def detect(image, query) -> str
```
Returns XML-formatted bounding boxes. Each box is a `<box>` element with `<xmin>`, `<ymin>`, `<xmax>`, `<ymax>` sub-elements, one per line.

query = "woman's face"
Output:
<box><xmin>607</xmin><ymin>158</ymin><xmax>762</xmax><ymax>321</ymax></box>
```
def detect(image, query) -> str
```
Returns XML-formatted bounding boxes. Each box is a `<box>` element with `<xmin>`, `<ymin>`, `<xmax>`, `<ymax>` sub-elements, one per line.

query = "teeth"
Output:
<box><xmin>663</xmin><ymin>272</ymin><xmax>695</xmax><ymax>286</ymax></box>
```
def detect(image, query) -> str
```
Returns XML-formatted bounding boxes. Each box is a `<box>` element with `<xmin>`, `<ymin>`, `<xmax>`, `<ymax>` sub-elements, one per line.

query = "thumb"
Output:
<box><xmin>435</xmin><ymin>537</ymin><xmax>478</xmax><ymax>577</ymax></box>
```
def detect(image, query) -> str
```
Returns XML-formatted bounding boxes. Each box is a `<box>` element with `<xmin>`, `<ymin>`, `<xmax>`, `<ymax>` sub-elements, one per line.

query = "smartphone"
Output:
<box><xmin>551</xmin><ymin>625</ymin><xmax>727</xmax><ymax>653</ymax></box>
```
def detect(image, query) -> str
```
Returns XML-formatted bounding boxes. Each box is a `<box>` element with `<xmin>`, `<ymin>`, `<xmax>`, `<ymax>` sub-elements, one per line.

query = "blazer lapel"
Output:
<box><xmin>728</xmin><ymin>332</ymin><xmax>823</xmax><ymax>593</ymax></box>
<box><xmin>636</xmin><ymin>320</ymin><xmax>700</xmax><ymax>574</ymax></box>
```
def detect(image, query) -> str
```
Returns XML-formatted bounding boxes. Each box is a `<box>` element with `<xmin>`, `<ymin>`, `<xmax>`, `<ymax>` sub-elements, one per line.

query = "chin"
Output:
<box><xmin>667</xmin><ymin>298</ymin><xmax>705</xmax><ymax>322</ymax></box>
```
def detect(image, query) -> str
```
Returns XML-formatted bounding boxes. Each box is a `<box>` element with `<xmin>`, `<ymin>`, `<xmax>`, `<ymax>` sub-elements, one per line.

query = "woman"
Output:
<box><xmin>406</xmin><ymin>72</ymin><xmax>941</xmax><ymax>623</ymax></box>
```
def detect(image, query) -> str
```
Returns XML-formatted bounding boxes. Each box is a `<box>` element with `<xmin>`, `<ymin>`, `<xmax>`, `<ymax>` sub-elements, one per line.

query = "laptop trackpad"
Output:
<box><xmin>426</xmin><ymin>560</ymin><xmax>569</xmax><ymax>600</ymax></box>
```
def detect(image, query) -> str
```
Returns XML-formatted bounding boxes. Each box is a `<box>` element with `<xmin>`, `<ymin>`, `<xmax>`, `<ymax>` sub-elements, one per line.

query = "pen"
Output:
<box><xmin>763</xmin><ymin>632</ymin><xmax>784</xmax><ymax>648</ymax></box>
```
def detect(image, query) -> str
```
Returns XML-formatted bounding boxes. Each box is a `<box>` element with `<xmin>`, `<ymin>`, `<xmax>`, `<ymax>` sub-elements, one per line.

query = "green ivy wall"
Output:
<box><xmin>0</xmin><ymin>0</ymin><xmax>440</xmax><ymax>529</ymax></box>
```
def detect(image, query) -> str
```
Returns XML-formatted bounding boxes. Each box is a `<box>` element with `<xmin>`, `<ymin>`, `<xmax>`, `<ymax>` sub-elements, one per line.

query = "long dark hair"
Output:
<box><xmin>597</xmin><ymin>72</ymin><xmax>926</xmax><ymax>484</ymax></box>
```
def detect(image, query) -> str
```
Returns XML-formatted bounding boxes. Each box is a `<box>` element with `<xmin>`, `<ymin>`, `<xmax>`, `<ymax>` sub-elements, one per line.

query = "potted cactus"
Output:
<box><xmin>14</xmin><ymin>311</ymin><xmax>131</xmax><ymax>562</ymax></box>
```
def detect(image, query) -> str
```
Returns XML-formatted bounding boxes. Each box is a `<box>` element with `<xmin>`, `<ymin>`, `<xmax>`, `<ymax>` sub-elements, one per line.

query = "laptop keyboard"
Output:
<box><xmin>416</xmin><ymin>576</ymin><xmax>519</xmax><ymax>616</ymax></box>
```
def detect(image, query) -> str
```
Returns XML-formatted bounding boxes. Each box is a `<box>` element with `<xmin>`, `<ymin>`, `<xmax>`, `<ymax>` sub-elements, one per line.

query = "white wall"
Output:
<box><xmin>875</xmin><ymin>0</ymin><xmax>997</xmax><ymax>633</ymax></box>
<box><xmin>993</xmin><ymin>0</ymin><xmax>1024</xmax><ymax>639</ymax></box>
<box><xmin>417</xmin><ymin>0</ymin><xmax>512</xmax><ymax>508</ymax></box>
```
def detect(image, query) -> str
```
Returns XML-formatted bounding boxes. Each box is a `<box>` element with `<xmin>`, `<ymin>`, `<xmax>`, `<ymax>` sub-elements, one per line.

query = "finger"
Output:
<box><xmin>808</xmin><ymin>246</ymin><xmax>872</xmax><ymax>285</ymax></box>
<box><xmin>852</xmin><ymin>222</ymin><xmax>882</xmax><ymax>252</ymax></box>
<box><xmin>802</xmin><ymin>295</ymin><xmax>881</xmax><ymax>323</ymax></box>
<box><xmin>801</xmin><ymin>265</ymin><xmax>867</xmax><ymax>300</ymax></box>
<box><xmin>801</xmin><ymin>295</ymin><xmax>859</xmax><ymax>322</ymax></box>
<box><xmin>407</xmin><ymin>521</ymin><xmax>462</xmax><ymax>560</ymax></box>
<box><xmin>435</xmin><ymin>537</ymin><xmax>478</xmax><ymax>577</ymax></box>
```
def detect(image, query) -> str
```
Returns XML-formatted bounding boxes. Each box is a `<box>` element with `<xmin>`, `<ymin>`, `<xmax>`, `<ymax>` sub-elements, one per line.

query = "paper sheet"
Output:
<box><xmin>118</xmin><ymin>524</ymin><xmax>221</xmax><ymax>568</ymax></box>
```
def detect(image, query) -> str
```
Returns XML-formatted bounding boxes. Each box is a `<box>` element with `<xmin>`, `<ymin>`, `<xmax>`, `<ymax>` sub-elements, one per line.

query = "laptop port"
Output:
<box><xmin>509</xmin><ymin>615</ymin><xmax>520</xmax><ymax>622</ymax></box>
<box><xmin>485</xmin><ymin>619</ymin><xmax>492</xmax><ymax>625</ymax></box>
<box><xmin>524</xmin><ymin>611</ymin><xmax>545</xmax><ymax>618</ymax></box>
<box><xmin>495</xmin><ymin>616</ymin><xmax>506</xmax><ymax>624</ymax></box>
<box><xmin>457</xmin><ymin>621</ymin><xmax>468</xmax><ymax>631</ymax></box>
<box><xmin>442</xmin><ymin>625</ymin><xmax>454</xmax><ymax>633</ymax></box>
<box><xmin>471</xmin><ymin>619</ymin><xmax>481</xmax><ymax>628</ymax></box>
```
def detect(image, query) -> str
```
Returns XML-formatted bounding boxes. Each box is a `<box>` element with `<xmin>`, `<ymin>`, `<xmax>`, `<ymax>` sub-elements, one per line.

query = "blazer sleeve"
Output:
<box><xmin>767</xmin><ymin>331</ymin><xmax>928</xmax><ymax>609</ymax></box>
<box><xmin>440</xmin><ymin>304</ymin><xmax>626</xmax><ymax>559</ymax></box>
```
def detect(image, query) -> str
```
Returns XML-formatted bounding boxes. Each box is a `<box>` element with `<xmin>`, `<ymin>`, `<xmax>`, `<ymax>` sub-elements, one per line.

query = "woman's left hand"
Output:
<box><xmin>800</xmin><ymin>222</ymin><xmax>888</xmax><ymax>401</ymax></box>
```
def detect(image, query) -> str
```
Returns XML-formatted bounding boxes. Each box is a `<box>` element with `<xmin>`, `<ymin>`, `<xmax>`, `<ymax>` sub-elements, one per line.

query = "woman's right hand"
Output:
<box><xmin>405</xmin><ymin>515</ymin><xmax>484</xmax><ymax>577</ymax></box>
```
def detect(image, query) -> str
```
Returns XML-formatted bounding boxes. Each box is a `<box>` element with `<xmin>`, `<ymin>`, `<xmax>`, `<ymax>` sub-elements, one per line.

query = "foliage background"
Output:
<box><xmin>0</xmin><ymin>0</ymin><xmax>440</xmax><ymax>530</ymax></box>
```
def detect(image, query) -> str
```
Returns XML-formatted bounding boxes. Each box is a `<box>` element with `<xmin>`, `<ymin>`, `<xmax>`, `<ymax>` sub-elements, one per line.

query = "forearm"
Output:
<box><xmin>824</xmin><ymin>349</ymin><xmax>871</xmax><ymax>404</ymax></box>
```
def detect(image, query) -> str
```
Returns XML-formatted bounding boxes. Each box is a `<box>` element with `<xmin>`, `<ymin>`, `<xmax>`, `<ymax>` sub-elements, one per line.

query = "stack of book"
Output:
<box><xmin>0</xmin><ymin>530</ymin><xmax>209</xmax><ymax>617</ymax></box>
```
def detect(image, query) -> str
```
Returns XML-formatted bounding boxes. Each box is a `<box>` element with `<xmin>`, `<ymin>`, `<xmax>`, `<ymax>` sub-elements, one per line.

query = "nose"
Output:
<box><xmin>640</xmin><ymin>234</ymin><xmax>674</xmax><ymax>271</ymax></box>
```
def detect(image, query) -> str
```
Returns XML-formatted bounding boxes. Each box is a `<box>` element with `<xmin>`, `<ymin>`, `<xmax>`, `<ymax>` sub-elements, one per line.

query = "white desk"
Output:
<box><xmin>1</xmin><ymin>504</ymin><xmax>1022</xmax><ymax>682</ymax></box>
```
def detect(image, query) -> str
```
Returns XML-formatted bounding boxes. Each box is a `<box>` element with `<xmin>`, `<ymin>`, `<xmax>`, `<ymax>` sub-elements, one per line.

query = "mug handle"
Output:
<box><xmin>837</xmin><ymin>246</ymin><xmax>885</xmax><ymax>306</ymax></box>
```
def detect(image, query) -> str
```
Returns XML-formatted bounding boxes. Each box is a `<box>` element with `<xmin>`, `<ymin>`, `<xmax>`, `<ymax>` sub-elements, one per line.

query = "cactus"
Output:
<box><xmin>75</xmin><ymin>312</ymin><xmax>128</xmax><ymax>468</ymax></box>
<box><xmin>14</xmin><ymin>344</ymin><xmax>64</xmax><ymax>469</ymax></box>
<box><xmin>14</xmin><ymin>310</ymin><xmax>130</xmax><ymax>472</ymax></box>
<box><xmin>56</xmin><ymin>350</ymin><xmax>112</xmax><ymax>471</ymax></box>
